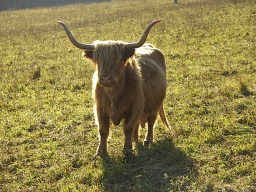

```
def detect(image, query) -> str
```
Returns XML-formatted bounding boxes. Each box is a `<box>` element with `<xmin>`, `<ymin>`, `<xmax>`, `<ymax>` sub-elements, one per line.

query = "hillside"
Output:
<box><xmin>0</xmin><ymin>0</ymin><xmax>255</xmax><ymax>191</ymax></box>
<box><xmin>0</xmin><ymin>0</ymin><xmax>109</xmax><ymax>11</ymax></box>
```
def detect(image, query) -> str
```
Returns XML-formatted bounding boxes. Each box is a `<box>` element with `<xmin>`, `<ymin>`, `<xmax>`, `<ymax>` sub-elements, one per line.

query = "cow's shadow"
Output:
<box><xmin>100</xmin><ymin>136</ymin><xmax>197</xmax><ymax>191</ymax></box>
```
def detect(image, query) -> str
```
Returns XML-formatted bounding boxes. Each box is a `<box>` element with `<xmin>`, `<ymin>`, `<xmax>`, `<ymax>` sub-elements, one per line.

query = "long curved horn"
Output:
<box><xmin>57</xmin><ymin>21</ymin><xmax>94</xmax><ymax>50</ymax></box>
<box><xmin>124</xmin><ymin>20</ymin><xmax>161</xmax><ymax>49</ymax></box>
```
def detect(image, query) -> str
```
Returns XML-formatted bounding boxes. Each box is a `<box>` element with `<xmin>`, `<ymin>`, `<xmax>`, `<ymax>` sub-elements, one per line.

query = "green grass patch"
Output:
<box><xmin>0</xmin><ymin>0</ymin><xmax>256</xmax><ymax>191</ymax></box>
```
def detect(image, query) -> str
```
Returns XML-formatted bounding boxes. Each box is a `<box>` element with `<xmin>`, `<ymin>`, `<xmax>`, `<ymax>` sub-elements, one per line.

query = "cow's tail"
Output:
<box><xmin>159</xmin><ymin>105</ymin><xmax>171</xmax><ymax>132</ymax></box>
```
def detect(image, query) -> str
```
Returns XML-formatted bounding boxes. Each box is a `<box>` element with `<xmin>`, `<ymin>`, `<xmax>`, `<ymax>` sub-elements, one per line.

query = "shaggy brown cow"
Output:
<box><xmin>58</xmin><ymin>20</ymin><xmax>170</xmax><ymax>157</ymax></box>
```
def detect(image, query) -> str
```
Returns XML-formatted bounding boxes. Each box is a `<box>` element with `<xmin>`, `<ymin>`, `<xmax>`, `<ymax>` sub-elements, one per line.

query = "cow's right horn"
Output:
<box><xmin>57</xmin><ymin>21</ymin><xmax>95</xmax><ymax>50</ymax></box>
<box><xmin>124</xmin><ymin>20</ymin><xmax>161</xmax><ymax>49</ymax></box>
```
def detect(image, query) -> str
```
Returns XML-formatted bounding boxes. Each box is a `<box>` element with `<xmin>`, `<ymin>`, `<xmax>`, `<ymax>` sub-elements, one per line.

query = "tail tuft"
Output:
<box><xmin>159</xmin><ymin>105</ymin><xmax>171</xmax><ymax>131</ymax></box>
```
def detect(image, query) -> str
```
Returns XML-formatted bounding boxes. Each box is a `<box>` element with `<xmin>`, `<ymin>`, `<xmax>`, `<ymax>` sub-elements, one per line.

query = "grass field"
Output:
<box><xmin>0</xmin><ymin>0</ymin><xmax>256</xmax><ymax>191</ymax></box>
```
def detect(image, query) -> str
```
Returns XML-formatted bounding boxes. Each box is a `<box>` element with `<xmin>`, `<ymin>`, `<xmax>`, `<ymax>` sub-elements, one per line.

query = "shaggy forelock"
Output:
<box><xmin>92</xmin><ymin>41</ymin><xmax>125</xmax><ymax>67</ymax></box>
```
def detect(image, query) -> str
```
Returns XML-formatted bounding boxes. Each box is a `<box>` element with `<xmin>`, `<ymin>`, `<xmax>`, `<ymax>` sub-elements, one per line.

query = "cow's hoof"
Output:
<box><xmin>123</xmin><ymin>149</ymin><xmax>134</xmax><ymax>157</ymax></box>
<box><xmin>91</xmin><ymin>152</ymin><xmax>107</xmax><ymax>160</ymax></box>
<box><xmin>144</xmin><ymin>140</ymin><xmax>150</xmax><ymax>147</ymax></box>
<box><xmin>143</xmin><ymin>140</ymin><xmax>153</xmax><ymax>147</ymax></box>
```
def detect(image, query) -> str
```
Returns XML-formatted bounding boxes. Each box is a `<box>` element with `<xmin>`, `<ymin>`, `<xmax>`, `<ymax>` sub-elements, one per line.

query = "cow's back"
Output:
<box><xmin>135</xmin><ymin>44</ymin><xmax>167</xmax><ymax>116</ymax></box>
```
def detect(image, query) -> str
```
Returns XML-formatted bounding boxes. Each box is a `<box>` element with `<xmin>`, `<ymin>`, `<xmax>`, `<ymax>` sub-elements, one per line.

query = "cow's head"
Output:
<box><xmin>57</xmin><ymin>20</ymin><xmax>161</xmax><ymax>87</ymax></box>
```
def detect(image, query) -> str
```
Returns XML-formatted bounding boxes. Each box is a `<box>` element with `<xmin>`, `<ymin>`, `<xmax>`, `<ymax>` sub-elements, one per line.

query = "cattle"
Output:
<box><xmin>58</xmin><ymin>20</ymin><xmax>170</xmax><ymax>157</ymax></box>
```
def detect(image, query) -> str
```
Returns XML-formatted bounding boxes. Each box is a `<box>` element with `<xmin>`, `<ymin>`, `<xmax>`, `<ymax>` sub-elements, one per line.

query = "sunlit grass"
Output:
<box><xmin>0</xmin><ymin>0</ymin><xmax>255</xmax><ymax>191</ymax></box>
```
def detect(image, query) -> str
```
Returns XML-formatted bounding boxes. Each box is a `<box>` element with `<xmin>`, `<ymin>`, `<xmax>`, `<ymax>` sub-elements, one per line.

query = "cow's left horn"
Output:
<box><xmin>124</xmin><ymin>20</ymin><xmax>161</xmax><ymax>49</ymax></box>
<box><xmin>57</xmin><ymin>21</ymin><xmax>94</xmax><ymax>50</ymax></box>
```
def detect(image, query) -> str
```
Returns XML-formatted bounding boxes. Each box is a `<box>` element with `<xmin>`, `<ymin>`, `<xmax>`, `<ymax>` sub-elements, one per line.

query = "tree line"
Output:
<box><xmin>0</xmin><ymin>0</ymin><xmax>110</xmax><ymax>11</ymax></box>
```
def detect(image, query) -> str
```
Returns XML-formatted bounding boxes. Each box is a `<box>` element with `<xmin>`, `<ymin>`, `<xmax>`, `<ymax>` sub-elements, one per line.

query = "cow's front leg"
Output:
<box><xmin>123</xmin><ymin>125</ymin><xmax>134</xmax><ymax>155</ymax></box>
<box><xmin>97</xmin><ymin>127</ymin><xmax>109</xmax><ymax>156</ymax></box>
<box><xmin>95</xmin><ymin>109</ymin><xmax>110</xmax><ymax>158</ymax></box>
<box><xmin>133</xmin><ymin>124</ymin><xmax>139</xmax><ymax>143</ymax></box>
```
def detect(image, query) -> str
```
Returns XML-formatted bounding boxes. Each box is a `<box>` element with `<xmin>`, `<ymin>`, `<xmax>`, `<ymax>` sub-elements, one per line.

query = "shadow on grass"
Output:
<box><xmin>101</xmin><ymin>137</ymin><xmax>197</xmax><ymax>191</ymax></box>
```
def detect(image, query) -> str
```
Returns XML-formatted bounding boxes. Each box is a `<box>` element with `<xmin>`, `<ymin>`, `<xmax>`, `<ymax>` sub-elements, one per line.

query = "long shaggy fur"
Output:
<box><xmin>84</xmin><ymin>41</ymin><xmax>169</xmax><ymax>156</ymax></box>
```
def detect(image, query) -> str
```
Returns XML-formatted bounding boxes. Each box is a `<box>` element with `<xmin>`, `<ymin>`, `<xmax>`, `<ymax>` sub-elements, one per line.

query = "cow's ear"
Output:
<box><xmin>123</xmin><ymin>48</ymin><xmax>135</xmax><ymax>62</ymax></box>
<box><xmin>83</xmin><ymin>51</ymin><xmax>94</xmax><ymax>60</ymax></box>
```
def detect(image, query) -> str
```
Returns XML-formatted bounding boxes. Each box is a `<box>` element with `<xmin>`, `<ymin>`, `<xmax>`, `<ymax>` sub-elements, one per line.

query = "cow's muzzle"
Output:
<box><xmin>99</xmin><ymin>75</ymin><xmax>115</xmax><ymax>87</ymax></box>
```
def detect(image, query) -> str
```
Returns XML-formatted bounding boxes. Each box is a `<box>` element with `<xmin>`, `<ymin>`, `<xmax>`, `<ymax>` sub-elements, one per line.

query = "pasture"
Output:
<box><xmin>0</xmin><ymin>0</ymin><xmax>255</xmax><ymax>191</ymax></box>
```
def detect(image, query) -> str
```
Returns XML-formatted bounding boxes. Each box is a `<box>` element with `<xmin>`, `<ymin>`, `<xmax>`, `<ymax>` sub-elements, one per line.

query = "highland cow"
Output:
<box><xmin>58</xmin><ymin>20</ymin><xmax>169</xmax><ymax>157</ymax></box>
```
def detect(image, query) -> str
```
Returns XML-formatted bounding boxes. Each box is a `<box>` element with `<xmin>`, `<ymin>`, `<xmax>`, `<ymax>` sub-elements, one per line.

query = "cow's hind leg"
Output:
<box><xmin>144</xmin><ymin>115</ymin><xmax>157</xmax><ymax>147</ymax></box>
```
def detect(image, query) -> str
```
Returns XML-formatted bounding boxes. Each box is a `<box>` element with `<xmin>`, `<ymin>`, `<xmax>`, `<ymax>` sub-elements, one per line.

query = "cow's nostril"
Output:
<box><xmin>100</xmin><ymin>75</ymin><xmax>115</xmax><ymax>86</ymax></box>
<box><xmin>101</xmin><ymin>75</ymin><xmax>112</xmax><ymax>81</ymax></box>
<box><xmin>99</xmin><ymin>75</ymin><xmax>115</xmax><ymax>87</ymax></box>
